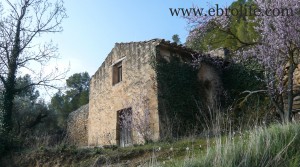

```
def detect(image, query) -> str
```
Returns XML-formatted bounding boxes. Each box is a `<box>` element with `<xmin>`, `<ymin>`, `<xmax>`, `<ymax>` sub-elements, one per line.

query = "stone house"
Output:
<box><xmin>66</xmin><ymin>39</ymin><xmax>300</xmax><ymax>147</ymax></box>
<box><xmin>86</xmin><ymin>39</ymin><xmax>222</xmax><ymax>147</ymax></box>
<box><xmin>87</xmin><ymin>39</ymin><xmax>220</xmax><ymax>146</ymax></box>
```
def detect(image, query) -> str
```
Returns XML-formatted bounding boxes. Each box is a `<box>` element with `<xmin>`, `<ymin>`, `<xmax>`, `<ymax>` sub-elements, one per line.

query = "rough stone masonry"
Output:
<box><xmin>67</xmin><ymin>39</ymin><xmax>222</xmax><ymax>147</ymax></box>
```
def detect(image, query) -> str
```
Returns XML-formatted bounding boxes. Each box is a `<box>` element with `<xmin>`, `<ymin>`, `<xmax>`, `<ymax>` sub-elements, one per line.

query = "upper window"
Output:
<box><xmin>113</xmin><ymin>61</ymin><xmax>122</xmax><ymax>85</ymax></box>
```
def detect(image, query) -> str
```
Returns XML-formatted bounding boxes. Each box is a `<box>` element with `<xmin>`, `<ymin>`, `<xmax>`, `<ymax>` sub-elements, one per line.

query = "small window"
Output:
<box><xmin>113</xmin><ymin>61</ymin><xmax>122</xmax><ymax>85</ymax></box>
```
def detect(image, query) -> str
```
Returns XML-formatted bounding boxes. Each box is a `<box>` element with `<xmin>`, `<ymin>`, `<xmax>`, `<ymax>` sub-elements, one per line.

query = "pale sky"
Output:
<box><xmin>49</xmin><ymin>0</ymin><xmax>235</xmax><ymax>77</ymax></box>
<box><xmin>4</xmin><ymin>0</ymin><xmax>235</xmax><ymax>99</ymax></box>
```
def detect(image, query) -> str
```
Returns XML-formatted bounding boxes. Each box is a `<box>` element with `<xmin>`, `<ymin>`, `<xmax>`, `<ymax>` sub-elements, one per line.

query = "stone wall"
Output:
<box><xmin>88</xmin><ymin>40</ymin><xmax>160</xmax><ymax>146</ymax></box>
<box><xmin>88</xmin><ymin>39</ymin><xmax>223</xmax><ymax>146</ymax></box>
<box><xmin>67</xmin><ymin>104</ymin><xmax>89</xmax><ymax>146</ymax></box>
<box><xmin>284</xmin><ymin>64</ymin><xmax>300</xmax><ymax>114</ymax></box>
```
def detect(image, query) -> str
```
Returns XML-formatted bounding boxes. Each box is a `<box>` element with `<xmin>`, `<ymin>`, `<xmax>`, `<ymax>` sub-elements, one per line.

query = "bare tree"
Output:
<box><xmin>0</xmin><ymin>0</ymin><xmax>67</xmax><ymax>133</ymax></box>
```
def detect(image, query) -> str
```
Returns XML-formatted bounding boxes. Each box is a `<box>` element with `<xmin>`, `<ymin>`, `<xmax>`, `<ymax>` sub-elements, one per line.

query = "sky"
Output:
<box><xmin>49</xmin><ymin>0</ymin><xmax>235</xmax><ymax>77</ymax></box>
<box><xmin>2</xmin><ymin>0</ymin><xmax>235</xmax><ymax>99</ymax></box>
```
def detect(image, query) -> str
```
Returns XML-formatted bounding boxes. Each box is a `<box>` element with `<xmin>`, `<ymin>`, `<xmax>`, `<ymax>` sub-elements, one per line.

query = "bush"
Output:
<box><xmin>0</xmin><ymin>132</ymin><xmax>22</xmax><ymax>157</ymax></box>
<box><xmin>221</xmin><ymin>61</ymin><xmax>277</xmax><ymax>128</ymax></box>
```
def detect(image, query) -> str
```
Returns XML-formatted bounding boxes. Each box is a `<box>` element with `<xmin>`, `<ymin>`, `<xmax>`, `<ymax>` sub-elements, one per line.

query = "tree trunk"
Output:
<box><xmin>3</xmin><ymin>82</ymin><xmax>16</xmax><ymax>133</ymax></box>
<box><xmin>2</xmin><ymin>14</ymin><xmax>22</xmax><ymax>133</ymax></box>
<box><xmin>286</xmin><ymin>58</ymin><xmax>294</xmax><ymax>123</ymax></box>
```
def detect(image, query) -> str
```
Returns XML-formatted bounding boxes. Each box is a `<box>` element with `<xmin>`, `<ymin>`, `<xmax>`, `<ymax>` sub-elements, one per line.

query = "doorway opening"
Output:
<box><xmin>116</xmin><ymin>108</ymin><xmax>132</xmax><ymax>147</ymax></box>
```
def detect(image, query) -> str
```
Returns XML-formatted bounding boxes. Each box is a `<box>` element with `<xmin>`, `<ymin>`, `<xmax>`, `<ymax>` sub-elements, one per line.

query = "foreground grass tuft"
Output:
<box><xmin>171</xmin><ymin>123</ymin><xmax>300</xmax><ymax>167</ymax></box>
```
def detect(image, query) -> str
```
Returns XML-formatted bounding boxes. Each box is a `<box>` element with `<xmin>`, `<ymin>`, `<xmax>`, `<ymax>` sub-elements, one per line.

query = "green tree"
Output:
<box><xmin>1</xmin><ymin>74</ymin><xmax>59</xmax><ymax>156</ymax></box>
<box><xmin>186</xmin><ymin>0</ymin><xmax>259</xmax><ymax>53</ymax></box>
<box><xmin>12</xmin><ymin>75</ymin><xmax>58</xmax><ymax>135</ymax></box>
<box><xmin>50</xmin><ymin>72</ymin><xmax>90</xmax><ymax>127</ymax></box>
<box><xmin>172</xmin><ymin>34</ymin><xmax>181</xmax><ymax>45</ymax></box>
<box><xmin>65</xmin><ymin>72</ymin><xmax>90</xmax><ymax>110</ymax></box>
<box><xmin>15</xmin><ymin>75</ymin><xmax>40</xmax><ymax>102</ymax></box>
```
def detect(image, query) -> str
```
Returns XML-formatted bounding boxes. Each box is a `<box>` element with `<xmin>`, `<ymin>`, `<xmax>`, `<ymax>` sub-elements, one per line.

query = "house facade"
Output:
<box><xmin>88</xmin><ymin>39</ymin><xmax>160</xmax><ymax>147</ymax></box>
<box><xmin>66</xmin><ymin>39</ymin><xmax>300</xmax><ymax>147</ymax></box>
<box><xmin>86</xmin><ymin>39</ymin><xmax>222</xmax><ymax>147</ymax></box>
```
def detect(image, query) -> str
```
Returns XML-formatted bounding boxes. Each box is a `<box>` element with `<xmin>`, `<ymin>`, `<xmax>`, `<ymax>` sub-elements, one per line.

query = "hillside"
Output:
<box><xmin>1</xmin><ymin>123</ymin><xmax>300</xmax><ymax>167</ymax></box>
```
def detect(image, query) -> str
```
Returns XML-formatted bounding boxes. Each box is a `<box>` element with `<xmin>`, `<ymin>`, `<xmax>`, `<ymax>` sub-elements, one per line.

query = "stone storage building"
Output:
<box><xmin>88</xmin><ymin>39</ymin><xmax>222</xmax><ymax>147</ymax></box>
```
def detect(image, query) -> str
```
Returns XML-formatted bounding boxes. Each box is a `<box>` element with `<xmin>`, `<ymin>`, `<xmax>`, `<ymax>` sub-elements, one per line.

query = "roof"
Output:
<box><xmin>115</xmin><ymin>38</ymin><xmax>198</xmax><ymax>55</ymax></box>
<box><xmin>91</xmin><ymin>39</ymin><xmax>227</xmax><ymax>78</ymax></box>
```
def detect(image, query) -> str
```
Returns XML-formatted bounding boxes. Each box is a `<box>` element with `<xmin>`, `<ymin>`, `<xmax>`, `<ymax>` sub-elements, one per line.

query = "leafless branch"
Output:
<box><xmin>236</xmin><ymin>90</ymin><xmax>268</xmax><ymax>107</ymax></box>
<box><xmin>0</xmin><ymin>0</ymin><xmax>67</xmax><ymax>132</ymax></box>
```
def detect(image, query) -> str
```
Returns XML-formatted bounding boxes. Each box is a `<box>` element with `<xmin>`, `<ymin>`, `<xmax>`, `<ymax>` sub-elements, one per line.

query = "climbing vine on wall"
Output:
<box><xmin>154</xmin><ymin>53</ymin><xmax>202</xmax><ymax>137</ymax></box>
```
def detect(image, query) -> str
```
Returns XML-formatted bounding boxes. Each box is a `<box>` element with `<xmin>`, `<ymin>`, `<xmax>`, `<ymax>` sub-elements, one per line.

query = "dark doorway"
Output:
<box><xmin>117</xmin><ymin>108</ymin><xmax>132</xmax><ymax>147</ymax></box>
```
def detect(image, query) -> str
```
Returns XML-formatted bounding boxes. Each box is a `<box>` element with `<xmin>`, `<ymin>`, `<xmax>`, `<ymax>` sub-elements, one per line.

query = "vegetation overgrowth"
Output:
<box><xmin>1</xmin><ymin>0</ymin><xmax>300</xmax><ymax>166</ymax></box>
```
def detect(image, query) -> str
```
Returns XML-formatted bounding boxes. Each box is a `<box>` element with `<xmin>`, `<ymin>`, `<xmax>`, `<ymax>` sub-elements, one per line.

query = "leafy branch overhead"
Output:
<box><xmin>185</xmin><ymin>0</ymin><xmax>259</xmax><ymax>53</ymax></box>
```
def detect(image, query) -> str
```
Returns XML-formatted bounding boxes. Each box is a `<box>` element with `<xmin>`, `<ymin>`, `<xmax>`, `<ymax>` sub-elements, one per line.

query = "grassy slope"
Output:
<box><xmin>1</xmin><ymin>123</ymin><xmax>300</xmax><ymax>167</ymax></box>
<box><xmin>174</xmin><ymin>123</ymin><xmax>300</xmax><ymax>167</ymax></box>
<box><xmin>0</xmin><ymin>137</ymin><xmax>209</xmax><ymax>167</ymax></box>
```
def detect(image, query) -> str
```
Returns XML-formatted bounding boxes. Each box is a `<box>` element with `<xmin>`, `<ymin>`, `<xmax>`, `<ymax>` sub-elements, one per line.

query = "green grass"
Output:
<box><xmin>168</xmin><ymin>123</ymin><xmax>300</xmax><ymax>167</ymax></box>
<box><xmin>2</xmin><ymin>123</ymin><xmax>300</xmax><ymax>167</ymax></box>
<box><xmin>0</xmin><ymin>136</ymin><xmax>209</xmax><ymax>167</ymax></box>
